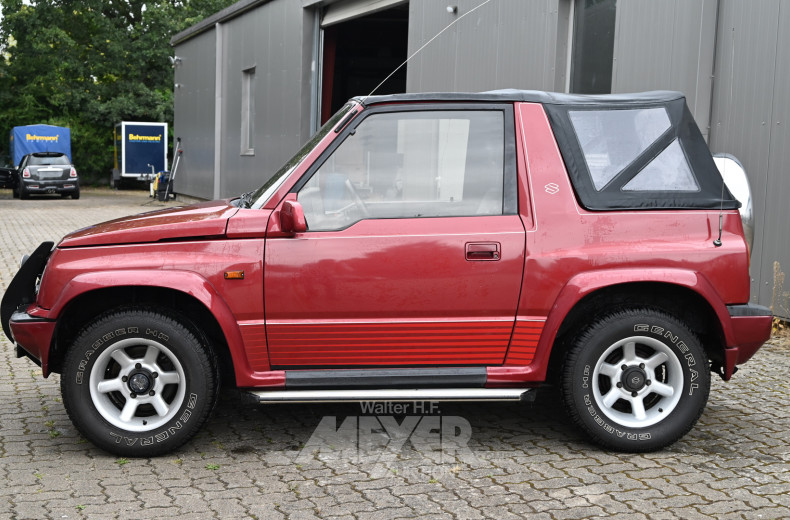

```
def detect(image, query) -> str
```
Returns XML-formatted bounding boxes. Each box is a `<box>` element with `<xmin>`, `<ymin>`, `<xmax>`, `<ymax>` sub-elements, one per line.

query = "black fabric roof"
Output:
<box><xmin>357</xmin><ymin>89</ymin><xmax>738</xmax><ymax>211</ymax></box>
<box><xmin>358</xmin><ymin>89</ymin><xmax>685</xmax><ymax>107</ymax></box>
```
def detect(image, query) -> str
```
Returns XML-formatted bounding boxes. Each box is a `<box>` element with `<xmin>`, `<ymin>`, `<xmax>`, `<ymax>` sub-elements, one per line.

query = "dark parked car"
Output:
<box><xmin>13</xmin><ymin>152</ymin><xmax>80</xmax><ymax>199</ymax></box>
<box><xmin>0</xmin><ymin>155</ymin><xmax>14</xmax><ymax>189</ymax></box>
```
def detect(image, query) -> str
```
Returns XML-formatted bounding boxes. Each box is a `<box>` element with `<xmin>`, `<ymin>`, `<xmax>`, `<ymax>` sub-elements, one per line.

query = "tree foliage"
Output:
<box><xmin>0</xmin><ymin>0</ymin><xmax>235</xmax><ymax>181</ymax></box>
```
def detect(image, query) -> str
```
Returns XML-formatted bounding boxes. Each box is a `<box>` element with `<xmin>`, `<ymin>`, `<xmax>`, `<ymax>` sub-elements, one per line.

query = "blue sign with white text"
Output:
<box><xmin>124</xmin><ymin>123</ymin><xmax>167</xmax><ymax>175</ymax></box>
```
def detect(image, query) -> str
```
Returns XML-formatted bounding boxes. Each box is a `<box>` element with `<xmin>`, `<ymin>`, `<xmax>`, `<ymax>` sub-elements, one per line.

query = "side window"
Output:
<box><xmin>622</xmin><ymin>139</ymin><xmax>698</xmax><ymax>192</ymax></box>
<box><xmin>298</xmin><ymin>110</ymin><xmax>505</xmax><ymax>231</ymax></box>
<box><xmin>569</xmin><ymin>107</ymin><xmax>671</xmax><ymax>190</ymax></box>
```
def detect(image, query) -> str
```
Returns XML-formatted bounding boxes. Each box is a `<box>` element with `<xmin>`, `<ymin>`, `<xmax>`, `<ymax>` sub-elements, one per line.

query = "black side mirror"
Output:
<box><xmin>280</xmin><ymin>200</ymin><xmax>307</xmax><ymax>234</ymax></box>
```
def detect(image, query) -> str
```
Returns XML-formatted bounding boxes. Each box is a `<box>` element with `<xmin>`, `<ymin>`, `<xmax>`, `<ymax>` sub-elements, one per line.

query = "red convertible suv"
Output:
<box><xmin>2</xmin><ymin>90</ymin><xmax>772</xmax><ymax>456</ymax></box>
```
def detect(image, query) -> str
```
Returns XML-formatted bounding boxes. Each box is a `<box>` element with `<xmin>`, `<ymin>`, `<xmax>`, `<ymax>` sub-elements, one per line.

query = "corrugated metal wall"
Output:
<box><xmin>406</xmin><ymin>0</ymin><xmax>569</xmax><ymax>93</ymax></box>
<box><xmin>173</xmin><ymin>34</ymin><xmax>217</xmax><ymax>200</ymax></box>
<box><xmin>709</xmin><ymin>0</ymin><xmax>790</xmax><ymax>317</ymax></box>
<box><xmin>611</xmin><ymin>0</ymin><xmax>718</xmax><ymax>141</ymax></box>
<box><xmin>219</xmin><ymin>1</ymin><xmax>314</xmax><ymax>197</ymax></box>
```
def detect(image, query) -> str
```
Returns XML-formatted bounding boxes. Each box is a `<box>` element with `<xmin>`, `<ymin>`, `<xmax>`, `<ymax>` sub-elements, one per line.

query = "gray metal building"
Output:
<box><xmin>171</xmin><ymin>0</ymin><xmax>790</xmax><ymax>316</ymax></box>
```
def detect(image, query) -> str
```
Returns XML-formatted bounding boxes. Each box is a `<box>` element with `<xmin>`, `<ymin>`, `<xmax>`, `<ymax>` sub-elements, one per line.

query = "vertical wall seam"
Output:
<box><xmin>213</xmin><ymin>22</ymin><xmax>223</xmax><ymax>200</ymax></box>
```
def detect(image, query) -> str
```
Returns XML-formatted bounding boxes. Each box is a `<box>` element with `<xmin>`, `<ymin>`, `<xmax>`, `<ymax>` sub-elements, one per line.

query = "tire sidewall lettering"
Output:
<box><xmin>571</xmin><ymin>315</ymin><xmax>709</xmax><ymax>447</ymax></box>
<box><xmin>582</xmin><ymin>391</ymin><xmax>652</xmax><ymax>441</ymax></box>
<box><xmin>75</xmin><ymin>327</ymin><xmax>139</xmax><ymax>385</ymax></box>
<box><xmin>634</xmin><ymin>323</ymin><xmax>699</xmax><ymax>396</ymax></box>
<box><xmin>107</xmin><ymin>392</ymin><xmax>199</xmax><ymax>446</ymax></box>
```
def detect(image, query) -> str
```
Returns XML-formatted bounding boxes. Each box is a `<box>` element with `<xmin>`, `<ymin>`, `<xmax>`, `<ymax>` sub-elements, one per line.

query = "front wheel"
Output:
<box><xmin>62</xmin><ymin>309</ymin><xmax>219</xmax><ymax>456</ymax></box>
<box><xmin>561</xmin><ymin>308</ymin><xmax>710</xmax><ymax>452</ymax></box>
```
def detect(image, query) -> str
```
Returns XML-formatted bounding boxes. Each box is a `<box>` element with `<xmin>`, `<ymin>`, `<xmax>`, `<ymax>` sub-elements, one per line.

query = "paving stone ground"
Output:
<box><xmin>1</xmin><ymin>187</ymin><xmax>789</xmax><ymax>520</ymax></box>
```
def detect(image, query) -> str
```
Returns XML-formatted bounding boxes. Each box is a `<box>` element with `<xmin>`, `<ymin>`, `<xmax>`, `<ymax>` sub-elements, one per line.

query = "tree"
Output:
<box><xmin>0</xmin><ymin>0</ymin><xmax>235</xmax><ymax>181</ymax></box>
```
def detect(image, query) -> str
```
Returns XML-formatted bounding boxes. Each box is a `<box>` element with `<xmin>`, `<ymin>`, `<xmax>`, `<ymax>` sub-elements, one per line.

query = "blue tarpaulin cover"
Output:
<box><xmin>10</xmin><ymin>125</ymin><xmax>72</xmax><ymax>166</ymax></box>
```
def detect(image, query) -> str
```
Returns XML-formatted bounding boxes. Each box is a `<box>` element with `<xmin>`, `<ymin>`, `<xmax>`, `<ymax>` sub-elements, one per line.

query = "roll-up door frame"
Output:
<box><xmin>321</xmin><ymin>0</ymin><xmax>407</xmax><ymax>27</ymax></box>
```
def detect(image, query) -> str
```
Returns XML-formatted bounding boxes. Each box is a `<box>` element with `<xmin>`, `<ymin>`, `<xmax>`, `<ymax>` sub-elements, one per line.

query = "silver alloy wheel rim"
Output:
<box><xmin>89</xmin><ymin>338</ymin><xmax>186</xmax><ymax>432</ymax></box>
<box><xmin>592</xmin><ymin>336</ymin><xmax>684</xmax><ymax>428</ymax></box>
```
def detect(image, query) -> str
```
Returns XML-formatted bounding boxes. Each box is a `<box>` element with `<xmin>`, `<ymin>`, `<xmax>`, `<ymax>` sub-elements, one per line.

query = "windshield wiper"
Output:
<box><xmin>239</xmin><ymin>190</ymin><xmax>255</xmax><ymax>208</ymax></box>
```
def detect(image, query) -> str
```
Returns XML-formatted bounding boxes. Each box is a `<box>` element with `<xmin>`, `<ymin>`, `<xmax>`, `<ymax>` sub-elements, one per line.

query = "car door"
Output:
<box><xmin>264</xmin><ymin>105</ymin><xmax>525</xmax><ymax>368</ymax></box>
<box><xmin>0</xmin><ymin>167</ymin><xmax>12</xmax><ymax>189</ymax></box>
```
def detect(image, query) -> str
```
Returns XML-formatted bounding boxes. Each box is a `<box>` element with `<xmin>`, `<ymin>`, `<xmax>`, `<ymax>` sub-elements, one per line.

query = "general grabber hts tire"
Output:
<box><xmin>561</xmin><ymin>308</ymin><xmax>710</xmax><ymax>452</ymax></box>
<box><xmin>61</xmin><ymin>309</ymin><xmax>219</xmax><ymax>457</ymax></box>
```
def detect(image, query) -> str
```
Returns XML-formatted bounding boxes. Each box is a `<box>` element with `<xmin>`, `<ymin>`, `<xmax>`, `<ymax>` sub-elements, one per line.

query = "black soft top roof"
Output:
<box><xmin>358</xmin><ymin>89</ymin><xmax>738</xmax><ymax>211</ymax></box>
<box><xmin>358</xmin><ymin>89</ymin><xmax>685</xmax><ymax>107</ymax></box>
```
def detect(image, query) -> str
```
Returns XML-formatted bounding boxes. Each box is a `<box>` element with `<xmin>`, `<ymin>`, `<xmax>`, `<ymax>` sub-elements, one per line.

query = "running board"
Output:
<box><xmin>248</xmin><ymin>388</ymin><xmax>534</xmax><ymax>404</ymax></box>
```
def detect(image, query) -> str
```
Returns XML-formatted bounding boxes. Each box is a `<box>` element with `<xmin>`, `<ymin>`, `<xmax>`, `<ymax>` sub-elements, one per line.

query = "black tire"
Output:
<box><xmin>71</xmin><ymin>188</ymin><xmax>80</xmax><ymax>200</ymax></box>
<box><xmin>19</xmin><ymin>185</ymin><xmax>29</xmax><ymax>200</ymax></box>
<box><xmin>561</xmin><ymin>308</ymin><xmax>710</xmax><ymax>452</ymax></box>
<box><xmin>61</xmin><ymin>309</ymin><xmax>219</xmax><ymax>456</ymax></box>
<box><xmin>12</xmin><ymin>185</ymin><xmax>19</xmax><ymax>198</ymax></box>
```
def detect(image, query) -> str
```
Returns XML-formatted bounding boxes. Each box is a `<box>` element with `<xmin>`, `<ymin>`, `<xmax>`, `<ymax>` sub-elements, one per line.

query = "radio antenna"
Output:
<box><xmin>361</xmin><ymin>0</ymin><xmax>495</xmax><ymax>104</ymax></box>
<box><xmin>714</xmin><ymin>26</ymin><xmax>737</xmax><ymax>248</ymax></box>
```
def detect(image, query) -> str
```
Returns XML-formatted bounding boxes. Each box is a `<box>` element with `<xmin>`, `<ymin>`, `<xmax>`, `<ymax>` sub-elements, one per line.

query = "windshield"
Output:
<box><xmin>246</xmin><ymin>103</ymin><xmax>356</xmax><ymax>209</ymax></box>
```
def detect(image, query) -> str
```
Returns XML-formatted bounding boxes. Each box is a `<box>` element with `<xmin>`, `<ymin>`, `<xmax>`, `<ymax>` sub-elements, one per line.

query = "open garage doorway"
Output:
<box><xmin>320</xmin><ymin>2</ymin><xmax>409</xmax><ymax>124</ymax></box>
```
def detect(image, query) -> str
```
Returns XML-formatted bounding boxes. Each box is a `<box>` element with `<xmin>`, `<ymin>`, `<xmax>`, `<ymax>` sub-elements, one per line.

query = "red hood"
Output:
<box><xmin>59</xmin><ymin>200</ymin><xmax>240</xmax><ymax>247</ymax></box>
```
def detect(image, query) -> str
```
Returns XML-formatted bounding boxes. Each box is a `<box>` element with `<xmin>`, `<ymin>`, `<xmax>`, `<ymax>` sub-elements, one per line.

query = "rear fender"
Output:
<box><xmin>530</xmin><ymin>268</ymin><xmax>732</xmax><ymax>380</ymax></box>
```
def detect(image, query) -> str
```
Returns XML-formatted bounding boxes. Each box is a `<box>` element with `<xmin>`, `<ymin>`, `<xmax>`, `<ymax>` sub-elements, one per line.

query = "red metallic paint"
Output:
<box><xmin>280</xmin><ymin>200</ymin><xmax>307</xmax><ymax>234</ymax></box>
<box><xmin>263</xmin><ymin>215</ymin><xmax>526</xmax><ymax>367</ymax></box>
<box><xmin>59</xmin><ymin>199</ymin><xmax>239</xmax><ymax>247</ymax></box>
<box><xmin>503</xmin><ymin>319</ymin><xmax>544</xmax><ymax>365</ymax></box>
<box><xmin>9</xmin><ymin>316</ymin><xmax>56</xmax><ymax>376</ymax></box>
<box><xmin>35</xmin><ymin>240</ymin><xmax>273</xmax><ymax>386</ymax></box>
<box><xmin>225</xmin><ymin>209</ymin><xmax>272</xmax><ymax>238</ymax></box>
<box><xmin>486</xmin><ymin>365</ymin><xmax>542</xmax><ymax>388</ymax></box>
<box><xmin>239</xmin><ymin>322</ymin><xmax>269</xmax><ymax>371</ymax></box>
<box><xmin>728</xmin><ymin>315</ymin><xmax>773</xmax><ymax>364</ymax></box>
<box><xmin>267</xmin><ymin>320</ymin><xmax>514</xmax><ymax>366</ymax></box>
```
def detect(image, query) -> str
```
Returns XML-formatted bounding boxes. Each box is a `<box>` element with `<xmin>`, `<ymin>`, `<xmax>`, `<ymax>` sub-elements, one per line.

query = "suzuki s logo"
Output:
<box><xmin>631</xmin><ymin>376</ymin><xmax>641</xmax><ymax>386</ymax></box>
<box><xmin>544</xmin><ymin>183</ymin><xmax>559</xmax><ymax>195</ymax></box>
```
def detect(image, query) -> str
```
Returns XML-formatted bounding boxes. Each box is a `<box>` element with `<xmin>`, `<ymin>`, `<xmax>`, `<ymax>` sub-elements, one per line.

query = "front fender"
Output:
<box><xmin>46</xmin><ymin>269</ymin><xmax>254</xmax><ymax>383</ymax></box>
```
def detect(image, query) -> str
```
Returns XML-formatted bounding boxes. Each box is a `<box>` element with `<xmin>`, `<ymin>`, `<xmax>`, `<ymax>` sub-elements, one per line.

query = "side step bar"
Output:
<box><xmin>248</xmin><ymin>388</ymin><xmax>534</xmax><ymax>404</ymax></box>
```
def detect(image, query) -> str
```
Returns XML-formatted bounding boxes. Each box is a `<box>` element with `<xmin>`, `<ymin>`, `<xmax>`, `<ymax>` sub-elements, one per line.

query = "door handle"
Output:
<box><xmin>466</xmin><ymin>242</ymin><xmax>501</xmax><ymax>261</ymax></box>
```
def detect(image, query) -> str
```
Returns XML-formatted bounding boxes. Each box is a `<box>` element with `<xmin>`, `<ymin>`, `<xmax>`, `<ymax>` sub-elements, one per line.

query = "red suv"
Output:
<box><xmin>2</xmin><ymin>90</ymin><xmax>772</xmax><ymax>456</ymax></box>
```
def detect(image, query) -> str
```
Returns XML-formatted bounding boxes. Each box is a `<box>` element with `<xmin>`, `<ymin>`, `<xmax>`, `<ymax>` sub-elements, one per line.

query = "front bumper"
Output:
<box><xmin>1</xmin><ymin>241</ymin><xmax>55</xmax><ymax>375</ymax></box>
<box><xmin>10</xmin><ymin>306</ymin><xmax>56</xmax><ymax>375</ymax></box>
<box><xmin>723</xmin><ymin>303</ymin><xmax>773</xmax><ymax>380</ymax></box>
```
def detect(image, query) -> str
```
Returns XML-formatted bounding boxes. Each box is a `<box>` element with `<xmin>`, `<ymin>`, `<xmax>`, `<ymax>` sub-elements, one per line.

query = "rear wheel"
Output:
<box><xmin>19</xmin><ymin>185</ymin><xmax>29</xmax><ymax>200</ymax></box>
<box><xmin>61</xmin><ymin>309</ymin><xmax>219</xmax><ymax>456</ymax></box>
<box><xmin>71</xmin><ymin>188</ymin><xmax>80</xmax><ymax>199</ymax></box>
<box><xmin>561</xmin><ymin>308</ymin><xmax>710</xmax><ymax>452</ymax></box>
